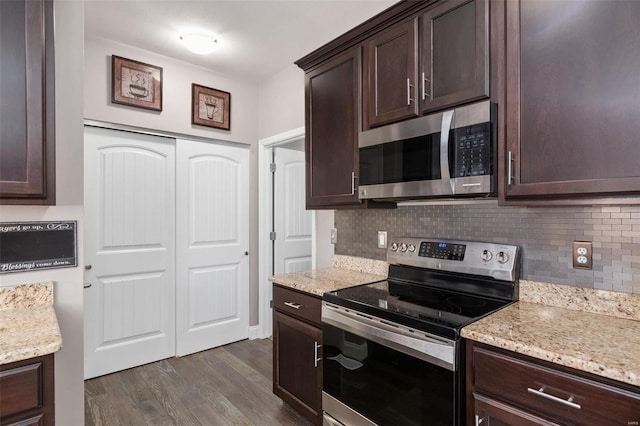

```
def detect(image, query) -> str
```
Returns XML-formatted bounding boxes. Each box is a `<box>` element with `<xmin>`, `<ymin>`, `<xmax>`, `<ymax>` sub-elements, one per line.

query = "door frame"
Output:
<box><xmin>257</xmin><ymin>127</ymin><xmax>315</xmax><ymax>339</ymax></box>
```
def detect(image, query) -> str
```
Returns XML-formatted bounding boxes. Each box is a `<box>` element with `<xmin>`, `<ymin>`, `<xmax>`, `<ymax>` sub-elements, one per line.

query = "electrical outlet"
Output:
<box><xmin>572</xmin><ymin>241</ymin><xmax>592</xmax><ymax>270</ymax></box>
<box><xmin>330</xmin><ymin>228</ymin><xmax>337</xmax><ymax>244</ymax></box>
<box><xmin>377</xmin><ymin>231</ymin><xmax>388</xmax><ymax>249</ymax></box>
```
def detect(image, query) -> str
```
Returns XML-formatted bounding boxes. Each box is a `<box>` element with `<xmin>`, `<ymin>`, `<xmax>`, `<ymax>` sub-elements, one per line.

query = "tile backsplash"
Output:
<box><xmin>335</xmin><ymin>203</ymin><xmax>640</xmax><ymax>294</ymax></box>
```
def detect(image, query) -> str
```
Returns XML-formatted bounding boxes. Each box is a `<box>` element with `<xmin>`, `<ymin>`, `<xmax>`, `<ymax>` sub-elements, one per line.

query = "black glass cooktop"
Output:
<box><xmin>323</xmin><ymin>279</ymin><xmax>511</xmax><ymax>340</ymax></box>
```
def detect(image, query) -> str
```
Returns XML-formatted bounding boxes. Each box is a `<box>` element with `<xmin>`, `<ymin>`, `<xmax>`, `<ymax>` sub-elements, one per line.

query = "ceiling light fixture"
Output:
<box><xmin>179</xmin><ymin>33</ymin><xmax>219</xmax><ymax>55</ymax></box>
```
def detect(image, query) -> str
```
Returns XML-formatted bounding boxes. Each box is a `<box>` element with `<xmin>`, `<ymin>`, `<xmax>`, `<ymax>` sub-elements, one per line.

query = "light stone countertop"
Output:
<box><xmin>462</xmin><ymin>294</ymin><xmax>640</xmax><ymax>387</ymax></box>
<box><xmin>0</xmin><ymin>282</ymin><xmax>62</xmax><ymax>365</ymax></box>
<box><xmin>271</xmin><ymin>256</ymin><xmax>387</xmax><ymax>297</ymax></box>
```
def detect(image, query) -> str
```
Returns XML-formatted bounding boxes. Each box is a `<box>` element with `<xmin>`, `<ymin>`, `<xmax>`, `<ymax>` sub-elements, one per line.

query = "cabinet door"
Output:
<box><xmin>365</xmin><ymin>18</ymin><xmax>419</xmax><ymax>128</ymax></box>
<box><xmin>421</xmin><ymin>0</ymin><xmax>489</xmax><ymax>114</ymax></box>
<box><xmin>473</xmin><ymin>394</ymin><xmax>561</xmax><ymax>426</ymax></box>
<box><xmin>0</xmin><ymin>355</ymin><xmax>54</xmax><ymax>426</ymax></box>
<box><xmin>504</xmin><ymin>0</ymin><xmax>640</xmax><ymax>201</ymax></box>
<box><xmin>273</xmin><ymin>310</ymin><xmax>322</xmax><ymax>425</ymax></box>
<box><xmin>306</xmin><ymin>48</ymin><xmax>361</xmax><ymax>208</ymax></box>
<box><xmin>0</xmin><ymin>0</ymin><xmax>55</xmax><ymax>205</ymax></box>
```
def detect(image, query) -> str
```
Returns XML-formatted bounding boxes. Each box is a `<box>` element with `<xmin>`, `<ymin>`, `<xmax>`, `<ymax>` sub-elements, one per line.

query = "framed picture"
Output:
<box><xmin>111</xmin><ymin>55</ymin><xmax>163</xmax><ymax>111</ymax></box>
<box><xmin>191</xmin><ymin>83</ymin><xmax>231</xmax><ymax>130</ymax></box>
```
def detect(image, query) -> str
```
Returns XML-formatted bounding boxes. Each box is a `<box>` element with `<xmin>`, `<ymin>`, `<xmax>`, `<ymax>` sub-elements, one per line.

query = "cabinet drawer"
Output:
<box><xmin>0</xmin><ymin>362</ymin><xmax>43</xmax><ymax>420</ymax></box>
<box><xmin>473</xmin><ymin>347</ymin><xmax>640</xmax><ymax>426</ymax></box>
<box><xmin>273</xmin><ymin>285</ymin><xmax>321</xmax><ymax>326</ymax></box>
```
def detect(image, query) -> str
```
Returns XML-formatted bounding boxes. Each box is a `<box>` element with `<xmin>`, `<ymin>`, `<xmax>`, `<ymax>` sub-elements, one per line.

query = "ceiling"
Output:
<box><xmin>84</xmin><ymin>0</ymin><xmax>398</xmax><ymax>83</ymax></box>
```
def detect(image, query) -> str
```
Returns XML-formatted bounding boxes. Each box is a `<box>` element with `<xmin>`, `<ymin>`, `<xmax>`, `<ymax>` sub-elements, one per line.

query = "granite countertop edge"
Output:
<box><xmin>462</xmin><ymin>301</ymin><xmax>640</xmax><ymax>388</ymax></box>
<box><xmin>0</xmin><ymin>283</ymin><xmax>63</xmax><ymax>365</ymax></box>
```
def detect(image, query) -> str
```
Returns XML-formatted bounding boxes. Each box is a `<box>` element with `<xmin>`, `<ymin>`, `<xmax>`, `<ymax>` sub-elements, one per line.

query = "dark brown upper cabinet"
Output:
<box><xmin>421</xmin><ymin>0</ymin><xmax>489</xmax><ymax>114</ymax></box>
<box><xmin>364</xmin><ymin>18</ymin><xmax>420</xmax><ymax>128</ymax></box>
<box><xmin>0</xmin><ymin>0</ymin><xmax>55</xmax><ymax>205</ymax></box>
<box><xmin>363</xmin><ymin>0</ymin><xmax>489</xmax><ymax>129</ymax></box>
<box><xmin>502</xmin><ymin>0</ymin><xmax>640</xmax><ymax>203</ymax></box>
<box><xmin>304</xmin><ymin>48</ymin><xmax>362</xmax><ymax>209</ymax></box>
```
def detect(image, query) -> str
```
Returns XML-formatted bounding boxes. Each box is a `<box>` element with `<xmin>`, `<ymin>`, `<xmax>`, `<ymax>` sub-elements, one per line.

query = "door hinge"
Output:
<box><xmin>270</xmin><ymin>300</ymin><xmax>273</xmax><ymax>308</ymax></box>
<box><xmin>270</xmin><ymin>163</ymin><xmax>276</xmax><ymax>173</ymax></box>
<box><xmin>269</xmin><ymin>231</ymin><xmax>276</xmax><ymax>241</ymax></box>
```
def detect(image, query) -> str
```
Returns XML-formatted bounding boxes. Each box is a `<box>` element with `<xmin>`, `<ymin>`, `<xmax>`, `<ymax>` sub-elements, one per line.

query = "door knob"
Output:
<box><xmin>244</xmin><ymin>251</ymin><xmax>249</xmax><ymax>256</ymax></box>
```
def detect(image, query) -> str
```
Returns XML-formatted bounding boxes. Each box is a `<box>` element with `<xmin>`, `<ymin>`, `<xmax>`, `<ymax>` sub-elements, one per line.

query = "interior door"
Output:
<box><xmin>274</xmin><ymin>146</ymin><xmax>312</xmax><ymax>274</ymax></box>
<box><xmin>175</xmin><ymin>139</ymin><xmax>250</xmax><ymax>357</ymax></box>
<box><xmin>84</xmin><ymin>126</ymin><xmax>176</xmax><ymax>379</ymax></box>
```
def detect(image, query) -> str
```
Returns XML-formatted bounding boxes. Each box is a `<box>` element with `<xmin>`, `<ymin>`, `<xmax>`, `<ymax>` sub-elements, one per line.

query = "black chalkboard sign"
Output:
<box><xmin>0</xmin><ymin>221</ymin><xmax>77</xmax><ymax>273</ymax></box>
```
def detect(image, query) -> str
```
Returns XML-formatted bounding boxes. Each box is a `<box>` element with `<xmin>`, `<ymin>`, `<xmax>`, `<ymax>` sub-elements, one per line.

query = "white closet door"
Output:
<box><xmin>176</xmin><ymin>139</ymin><xmax>250</xmax><ymax>357</ymax></box>
<box><xmin>274</xmin><ymin>147</ymin><xmax>312</xmax><ymax>274</ymax></box>
<box><xmin>84</xmin><ymin>127</ymin><xmax>176</xmax><ymax>379</ymax></box>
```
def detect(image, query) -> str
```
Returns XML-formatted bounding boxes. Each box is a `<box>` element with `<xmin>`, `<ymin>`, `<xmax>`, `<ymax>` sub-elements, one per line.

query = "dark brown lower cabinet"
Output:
<box><xmin>0</xmin><ymin>354</ymin><xmax>54</xmax><ymax>426</ymax></box>
<box><xmin>273</xmin><ymin>285</ymin><xmax>322</xmax><ymax>425</ymax></box>
<box><xmin>467</xmin><ymin>341</ymin><xmax>640</xmax><ymax>426</ymax></box>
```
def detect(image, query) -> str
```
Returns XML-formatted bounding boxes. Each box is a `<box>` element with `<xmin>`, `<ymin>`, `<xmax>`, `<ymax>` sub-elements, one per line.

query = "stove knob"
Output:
<box><xmin>399</xmin><ymin>243</ymin><xmax>408</xmax><ymax>252</ymax></box>
<box><xmin>481</xmin><ymin>249</ymin><xmax>493</xmax><ymax>262</ymax></box>
<box><xmin>408</xmin><ymin>244</ymin><xmax>416</xmax><ymax>253</ymax></box>
<box><xmin>497</xmin><ymin>251</ymin><xmax>509</xmax><ymax>264</ymax></box>
<box><xmin>390</xmin><ymin>242</ymin><xmax>398</xmax><ymax>251</ymax></box>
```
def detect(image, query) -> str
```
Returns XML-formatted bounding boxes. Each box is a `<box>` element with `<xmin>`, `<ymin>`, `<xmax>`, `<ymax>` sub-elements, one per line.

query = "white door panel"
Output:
<box><xmin>176</xmin><ymin>139</ymin><xmax>250</xmax><ymax>357</ymax></box>
<box><xmin>84</xmin><ymin>127</ymin><xmax>176</xmax><ymax>379</ymax></box>
<box><xmin>275</xmin><ymin>147</ymin><xmax>312</xmax><ymax>274</ymax></box>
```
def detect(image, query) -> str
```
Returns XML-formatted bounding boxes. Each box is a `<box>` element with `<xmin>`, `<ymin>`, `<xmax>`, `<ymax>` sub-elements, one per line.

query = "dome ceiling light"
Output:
<box><xmin>179</xmin><ymin>33</ymin><xmax>219</xmax><ymax>55</ymax></box>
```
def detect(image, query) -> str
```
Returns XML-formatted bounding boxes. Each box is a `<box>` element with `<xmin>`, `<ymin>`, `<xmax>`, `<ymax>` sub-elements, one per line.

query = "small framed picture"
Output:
<box><xmin>191</xmin><ymin>83</ymin><xmax>231</xmax><ymax>130</ymax></box>
<box><xmin>111</xmin><ymin>55</ymin><xmax>163</xmax><ymax>111</ymax></box>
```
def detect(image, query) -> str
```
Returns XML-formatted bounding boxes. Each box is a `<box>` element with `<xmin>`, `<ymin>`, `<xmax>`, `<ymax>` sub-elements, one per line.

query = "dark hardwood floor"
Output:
<box><xmin>85</xmin><ymin>338</ymin><xmax>313</xmax><ymax>426</ymax></box>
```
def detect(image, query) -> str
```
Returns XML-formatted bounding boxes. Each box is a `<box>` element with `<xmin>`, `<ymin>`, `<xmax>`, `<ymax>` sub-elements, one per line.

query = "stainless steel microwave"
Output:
<box><xmin>358</xmin><ymin>100</ymin><xmax>496</xmax><ymax>201</ymax></box>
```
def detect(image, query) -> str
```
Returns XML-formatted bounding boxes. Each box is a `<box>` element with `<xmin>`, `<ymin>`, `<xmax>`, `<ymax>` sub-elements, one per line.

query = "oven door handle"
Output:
<box><xmin>322</xmin><ymin>303</ymin><xmax>455</xmax><ymax>371</ymax></box>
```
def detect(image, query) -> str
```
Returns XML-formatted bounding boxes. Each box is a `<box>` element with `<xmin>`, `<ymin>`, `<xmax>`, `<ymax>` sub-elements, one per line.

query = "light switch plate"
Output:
<box><xmin>330</xmin><ymin>228</ymin><xmax>337</xmax><ymax>244</ymax></box>
<box><xmin>572</xmin><ymin>241</ymin><xmax>592</xmax><ymax>270</ymax></box>
<box><xmin>377</xmin><ymin>231</ymin><xmax>388</xmax><ymax>249</ymax></box>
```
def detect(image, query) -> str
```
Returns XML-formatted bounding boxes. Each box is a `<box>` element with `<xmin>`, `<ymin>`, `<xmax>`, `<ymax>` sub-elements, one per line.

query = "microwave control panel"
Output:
<box><xmin>453</xmin><ymin>123</ymin><xmax>491</xmax><ymax>177</ymax></box>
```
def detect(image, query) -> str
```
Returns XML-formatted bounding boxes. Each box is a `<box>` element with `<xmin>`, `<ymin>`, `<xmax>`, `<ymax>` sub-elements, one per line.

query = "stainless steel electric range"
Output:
<box><xmin>321</xmin><ymin>237</ymin><xmax>520</xmax><ymax>426</ymax></box>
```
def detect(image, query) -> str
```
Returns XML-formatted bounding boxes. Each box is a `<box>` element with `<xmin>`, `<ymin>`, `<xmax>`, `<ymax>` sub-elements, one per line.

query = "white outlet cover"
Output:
<box><xmin>377</xmin><ymin>231</ymin><xmax>387</xmax><ymax>248</ymax></box>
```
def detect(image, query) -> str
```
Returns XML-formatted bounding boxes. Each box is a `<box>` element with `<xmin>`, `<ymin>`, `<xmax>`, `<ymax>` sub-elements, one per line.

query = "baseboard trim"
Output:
<box><xmin>248</xmin><ymin>325</ymin><xmax>262</xmax><ymax>340</ymax></box>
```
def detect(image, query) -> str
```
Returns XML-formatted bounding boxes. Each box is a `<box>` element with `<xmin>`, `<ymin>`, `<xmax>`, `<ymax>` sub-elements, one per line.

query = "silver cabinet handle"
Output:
<box><xmin>314</xmin><ymin>341</ymin><xmax>322</xmax><ymax>368</ymax></box>
<box><xmin>407</xmin><ymin>78</ymin><xmax>415</xmax><ymax>105</ymax></box>
<box><xmin>475</xmin><ymin>414</ymin><xmax>484</xmax><ymax>426</ymax></box>
<box><xmin>527</xmin><ymin>387</ymin><xmax>581</xmax><ymax>410</ymax></box>
<box><xmin>422</xmin><ymin>72</ymin><xmax>430</xmax><ymax>100</ymax></box>
<box><xmin>508</xmin><ymin>151</ymin><xmax>515</xmax><ymax>185</ymax></box>
<box><xmin>283</xmin><ymin>301</ymin><xmax>302</xmax><ymax>309</ymax></box>
<box><xmin>350</xmin><ymin>171</ymin><xmax>357</xmax><ymax>195</ymax></box>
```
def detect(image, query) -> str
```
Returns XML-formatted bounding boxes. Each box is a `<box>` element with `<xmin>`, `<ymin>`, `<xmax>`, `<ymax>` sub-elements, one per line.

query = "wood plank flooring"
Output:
<box><xmin>85</xmin><ymin>338</ymin><xmax>313</xmax><ymax>426</ymax></box>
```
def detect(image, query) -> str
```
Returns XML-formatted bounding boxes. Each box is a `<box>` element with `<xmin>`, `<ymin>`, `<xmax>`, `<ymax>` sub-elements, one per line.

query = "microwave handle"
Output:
<box><xmin>440</xmin><ymin>109</ymin><xmax>455</xmax><ymax>193</ymax></box>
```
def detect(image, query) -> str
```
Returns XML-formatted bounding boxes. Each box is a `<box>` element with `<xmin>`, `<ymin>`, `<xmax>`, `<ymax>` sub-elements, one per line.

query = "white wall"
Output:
<box><xmin>85</xmin><ymin>37</ymin><xmax>259</xmax><ymax>146</ymax></box>
<box><xmin>84</xmin><ymin>36</ymin><xmax>262</xmax><ymax>324</ymax></box>
<box><xmin>0</xmin><ymin>2</ymin><xmax>85</xmax><ymax>424</ymax></box>
<box><xmin>257</xmin><ymin>65</ymin><xmax>304</xmax><ymax>140</ymax></box>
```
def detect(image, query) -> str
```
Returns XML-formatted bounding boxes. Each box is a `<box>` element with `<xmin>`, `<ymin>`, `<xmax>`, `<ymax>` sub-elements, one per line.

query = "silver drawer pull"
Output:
<box><xmin>283</xmin><ymin>301</ymin><xmax>302</xmax><ymax>309</ymax></box>
<box><xmin>314</xmin><ymin>341</ymin><xmax>322</xmax><ymax>368</ymax></box>
<box><xmin>527</xmin><ymin>387</ymin><xmax>581</xmax><ymax>410</ymax></box>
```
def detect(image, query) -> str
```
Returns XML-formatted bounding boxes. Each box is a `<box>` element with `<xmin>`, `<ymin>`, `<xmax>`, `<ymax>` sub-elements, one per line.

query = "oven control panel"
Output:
<box><xmin>388</xmin><ymin>237</ymin><xmax>520</xmax><ymax>282</ymax></box>
<box><xmin>418</xmin><ymin>241</ymin><xmax>466</xmax><ymax>261</ymax></box>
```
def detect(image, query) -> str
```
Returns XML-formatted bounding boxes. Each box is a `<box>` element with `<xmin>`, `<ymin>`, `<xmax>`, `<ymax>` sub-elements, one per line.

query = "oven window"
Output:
<box><xmin>323</xmin><ymin>324</ymin><xmax>456</xmax><ymax>426</ymax></box>
<box><xmin>359</xmin><ymin>133</ymin><xmax>441</xmax><ymax>186</ymax></box>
